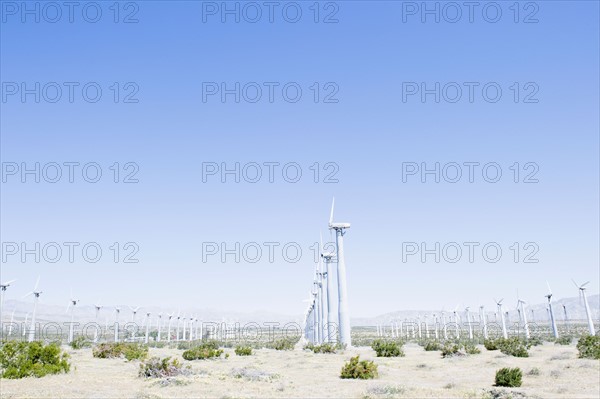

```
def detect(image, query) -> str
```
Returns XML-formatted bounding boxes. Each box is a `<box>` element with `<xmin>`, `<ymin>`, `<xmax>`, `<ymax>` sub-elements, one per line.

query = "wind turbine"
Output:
<box><xmin>480</xmin><ymin>306</ymin><xmax>488</xmax><ymax>339</ymax></box>
<box><xmin>562</xmin><ymin>304</ymin><xmax>569</xmax><ymax>332</ymax></box>
<box><xmin>156</xmin><ymin>313</ymin><xmax>163</xmax><ymax>342</ymax></box>
<box><xmin>23</xmin><ymin>276</ymin><xmax>42</xmax><ymax>342</ymax></box>
<box><xmin>495</xmin><ymin>298</ymin><xmax>508</xmax><ymax>339</ymax></box>
<box><xmin>144</xmin><ymin>311</ymin><xmax>151</xmax><ymax>343</ymax></box>
<box><xmin>545</xmin><ymin>282</ymin><xmax>559</xmax><ymax>338</ymax></box>
<box><xmin>573</xmin><ymin>280</ymin><xmax>596</xmax><ymax>335</ymax></box>
<box><xmin>114</xmin><ymin>307</ymin><xmax>121</xmax><ymax>342</ymax></box>
<box><xmin>317</xmin><ymin>234</ymin><xmax>329</xmax><ymax>343</ymax></box>
<box><xmin>0</xmin><ymin>279</ymin><xmax>16</xmax><ymax>322</ymax></box>
<box><xmin>66</xmin><ymin>291</ymin><xmax>79</xmax><ymax>343</ymax></box>
<box><xmin>452</xmin><ymin>306</ymin><xmax>460</xmax><ymax>339</ymax></box>
<box><xmin>129</xmin><ymin>306</ymin><xmax>140</xmax><ymax>339</ymax></box>
<box><xmin>94</xmin><ymin>303</ymin><xmax>103</xmax><ymax>342</ymax></box>
<box><xmin>175</xmin><ymin>311</ymin><xmax>182</xmax><ymax>341</ymax></box>
<box><xmin>328</xmin><ymin>197</ymin><xmax>352</xmax><ymax>347</ymax></box>
<box><xmin>516</xmin><ymin>294</ymin><xmax>530</xmax><ymax>339</ymax></box>
<box><xmin>321</xmin><ymin>232</ymin><xmax>336</xmax><ymax>343</ymax></box>
<box><xmin>167</xmin><ymin>312</ymin><xmax>175</xmax><ymax>342</ymax></box>
<box><xmin>465</xmin><ymin>307</ymin><xmax>473</xmax><ymax>340</ymax></box>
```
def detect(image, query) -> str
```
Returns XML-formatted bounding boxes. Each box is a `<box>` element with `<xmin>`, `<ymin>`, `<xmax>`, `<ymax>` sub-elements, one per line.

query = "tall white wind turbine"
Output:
<box><xmin>144</xmin><ymin>311</ymin><xmax>151</xmax><ymax>343</ymax></box>
<box><xmin>573</xmin><ymin>280</ymin><xmax>596</xmax><ymax>335</ymax></box>
<box><xmin>129</xmin><ymin>306</ymin><xmax>140</xmax><ymax>339</ymax></box>
<box><xmin>321</xmin><ymin>232</ymin><xmax>336</xmax><ymax>343</ymax></box>
<box><xmin>114</xmin><ymin>307</ymin><xmax>121</xmax><ymax>342</ymax></box>
<box><xmin>545</xmin><ymin>282</ymin><xmax>559</xmax><ymax>338</ymax></box>
<box><xmin>480</xmin><ymin>306</ymin><xmax>488</xmax><ymax>339</ymax></box>
<box><xmin>66</xmin><ymin>290</ymin><xmax>79</xmax><ymax>343</ymax></box>
<box><xmin>495</xmin><ymin>298</ymin><xmax>508</xmax><ymax>339</ymax></box>
<box><xmin>0</xmin><ymin>279</ymin><xmax>16</xmax><ymax>322</ymax></box>
<box><xmin>23</xmin><ymin>276</ymin><xmax>42</xmax><ymax>342</ymax></box>
<box><xmin>167</xmin><ymin>312</ymin><xmax>175</xmax><ymax>342</ymax></box>
<box><xmin>94</xmin><ymin>303</ymin><xmax>103</xmax><ymax>342</ymax></box>
<box><xmin>157</xmin><ymin>313</ymin><xmax>163</xmax><ymax>342</ymax></box>
<box><xmin>328</xmin><ymin>197</ymin><xmax>352</xmax><ymax>347</ymax></box>
<box><xmin>516</xmin><ymin>295</ymin><xmax>530</xmax><ymax>339</ymax></box>
<box><xmin>317</xmin><ymin>233</ymin><xmax>329</xmax><ymax>343</ymax></box>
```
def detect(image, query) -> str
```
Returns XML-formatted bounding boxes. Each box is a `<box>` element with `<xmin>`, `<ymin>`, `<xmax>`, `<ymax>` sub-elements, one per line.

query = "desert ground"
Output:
<box><xmin>1</xmin><ymin>342</ymin><xmax>598</xmax><ymax>399</ymax></box>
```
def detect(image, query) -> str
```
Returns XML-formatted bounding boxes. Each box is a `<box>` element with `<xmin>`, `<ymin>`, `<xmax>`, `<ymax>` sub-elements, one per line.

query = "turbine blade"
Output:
<box><xmin>329</xmin><ymin>197</ymin><xmax>335</xmax><ymax>225</ymax></box>
<box><xmin>572</xmin><ymin>279</ymin><xmax>579</xmax><ymax>289</ymax></box>
<box><xmin>546</xmin><ymin>281</ymin><xmax>552</xmax><ymax>294</ymax></box>
<box><xmin>581</xmin><ymin>281</ymin><xmax>590</xmax><ymax>287</ymax></box>
<box><xmin>22</xmin><ymin>292</ymin><xmax>33</xmax><ymax>298</ymax></box>
<box><xmin>33</xmin><ymin>276</ymin><xmax>40</xmax><ymax>291</ymax></box>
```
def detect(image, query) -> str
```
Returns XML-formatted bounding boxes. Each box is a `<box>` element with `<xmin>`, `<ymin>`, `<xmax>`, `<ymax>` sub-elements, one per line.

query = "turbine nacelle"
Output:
<box><xmin>329</xmin><ymin>222</ymin><xmax>351</xmax><ymax>229</ymax></box>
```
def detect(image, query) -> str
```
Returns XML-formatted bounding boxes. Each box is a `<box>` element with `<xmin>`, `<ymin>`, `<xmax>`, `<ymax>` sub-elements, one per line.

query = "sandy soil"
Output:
<box><xmin>1</xmin><ymin>343</ymin><xmax>598</xmax><ymax>398</ymax></box>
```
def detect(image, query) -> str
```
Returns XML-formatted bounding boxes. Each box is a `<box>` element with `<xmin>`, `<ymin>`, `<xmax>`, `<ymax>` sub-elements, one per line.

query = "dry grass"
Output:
<box><xmin>0</xmin><ymin>343</ymin><xmax>598</xmax><ymax>398</ymax></box>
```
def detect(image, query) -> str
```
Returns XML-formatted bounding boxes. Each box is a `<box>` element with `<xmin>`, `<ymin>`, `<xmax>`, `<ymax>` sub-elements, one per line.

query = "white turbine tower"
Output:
<box><xmin>516</xmin><ymin>295</ymin><xmax>530</xmax><ymax>339</ymax></box>
<box><xmin>129</xmin><ymin>306</ymin><xmax>140</xmax><ymax>339</ymax></box>
<box><xmin>328</xmin><ymin>197</ymin><xmax>352</xmax><ymax>347</ymax></box>
<box><xmin>144</xmin><ymin>312</ymin><xmax>151</xmax><ymax>343</ymax></box>
<box><xmin>317</xmin><ymin>234</ymin><xmax>329</xmax><ymax>344</ymax></box>
<box><xmin>545</xmin><ymin>282</ymin><xmax>559</xmax><ymax>338</ymax></box>
<box><xmin>114</xmin><ymin>307</ymin><xmax>121</xmax><ymax>342</ymax></box>
<box><xmin>573</xmin><ymin>280</ymin><xmax>595</xmax><ymax>335</ymax></box>
<box><xmin>495</xmin><ymin>298</ymin><xmax>508</xmax><ymax>339</ymax></box>
<box><xmin>465</xmin><ymin>307</ymin><xmax>473</xmax><ymax>340</ymax></box>
<box><xmin>480</xmin><ymin>306</ymin><xmax>488</xmax><ymax>339</ymax></box>
<box><xmin>94</xmin><ymin>303</ymin><xmax>103</xmax><ymax>342</ymax></box>
<box><xmin>23</xmin><ymin>276</ymin><xmax>42</xmax><ymax>342</ymax></box>
<box><xmin>156</xmin><ymin>313</ymin><xmax>163</xmax><ymax>342</ymax></box>
<box><xmin>562</xmin><ymin>304</ymin><xmax>569</xmax><ymax>332</ymax></box>
<box><xmin>175</xmin><ymin>311</ymin><xmax>181</xmax><ymax>341</ymax></box>
<box><xmin>321</xmin><ymin>233</ymin><xmax>336</xmax><ymax>343</ymax></box>
<box><xmin>66</xmin><ymin>291</ymin><xmax>79</xmax><ymax>343</ymax></box>
<box><xmin>0</xmin><ymin>279</ymin><xmax>16</xmax><ymax>322</ymax></box>
<box><xmin>167</xmin><ymin>312</ymin><xmax>175</xmax><ymax>342</ymax></box>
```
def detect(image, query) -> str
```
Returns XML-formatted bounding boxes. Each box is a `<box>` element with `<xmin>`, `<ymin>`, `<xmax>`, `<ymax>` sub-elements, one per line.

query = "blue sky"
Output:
<box><xmin>1</xmin><ymin>1</ymin><xmax>598</xmax><ymax>317</ymax></box>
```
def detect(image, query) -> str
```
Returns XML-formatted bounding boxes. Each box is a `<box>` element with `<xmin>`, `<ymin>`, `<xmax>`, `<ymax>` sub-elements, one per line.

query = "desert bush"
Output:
<box><xmin>495</xmin><ymin>367</ymin><xmax>522</xmax><ymax>387</ymax></box>
<box><xmin>484</xmin><ymin>339</ymin><xmax>499</xmax><ymax>351</ymax></box>
<box><xmin>0</xmin><ymin>341</ymin><xmax>70</xmax><ymax>379</ymax></box>
<box><xmin>312</xmin><ymin>343</ymin><xmax>337</xmax><ymax>354</ymax></box>
<box><xmin>423</xmin><ymin>340</ymin><xmax>441</xmax><ymax>351</ymax></box>
<box><xmin>139</xmin><ymin>356</ymin><xmax>190</xmax><ymax>378</ymax></box>
<box><xmin>496</xmin><ymin>338</ymin><xmax>530</xmax><ymax>358</ymax></box>
<box><xmin>526</xmin><ymin>336</ymin><xmax>543</xmax><ymax>346</ymax></box>
<box><xmin>576</xmin><ymin>335</ymin><xmax>600</xmax><ymax>359</ymax></box>
<box><xmin>92</xmin><ymin>342</ymin><xmax>148</xmax><ymax>361</ymax></box>
<box><xmin>182</xmin><ymin>342</ymin><xmax>224</xmax><ymax>360</ymax></box>
<box><xmin>69</xmin><ymin>335</ymin><xmax>91</xmax><ymax>350</ymax></box>
<box><xmin>371</xmin><ymin>339</ymin><xmax>404</xmax><ymax>357</ymax></box>
<box><xmin>554</xmin><ymin>336</ymin><xmax>572</xmax><ymax>345</ymax></box>
<box><xmin>271</xmin><ymin>338</ymin><xmax>295</xmax><ymax>351</ymax></box>
<box><xmin>527</xmin><ymin>367</ymin><xmax>541</xmax><ymax>376</ymax></box>
<box><xmin>441</xmin><ymin>342</ymin><xmax>461</xmax><ymax>358</ymax></box>
<box><xmin>463</xmin><ymin>342</ymin><xmax>481</xmax><ymax>355</ymax></box>
<box><xmin>340</xmin><ymin>356</ymin><xmax>378</xmax><ymax>379</ymax></box>
<box><xmin>234</xmin><ymin>346</ymin><xmax>253</xmax><ymax>356</ymax></box>
<box><xmin>231</xmin><ymin>367</ymin><xmax>279</xmax><ymax>381</ymax></box>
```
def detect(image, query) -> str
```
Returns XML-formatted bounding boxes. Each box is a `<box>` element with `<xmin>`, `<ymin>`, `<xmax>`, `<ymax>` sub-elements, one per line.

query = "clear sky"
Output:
<box><xmin>1</xmin><ymin>1</ymin><xmax>598</xmax><ymax>318</ymax></box>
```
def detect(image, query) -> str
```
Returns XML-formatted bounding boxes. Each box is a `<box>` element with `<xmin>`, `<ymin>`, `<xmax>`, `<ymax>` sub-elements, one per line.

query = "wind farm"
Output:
<box><xmin>0</xmin><ymin>199</ymin><xmax>599</xmax><ymax>399</ymax></box>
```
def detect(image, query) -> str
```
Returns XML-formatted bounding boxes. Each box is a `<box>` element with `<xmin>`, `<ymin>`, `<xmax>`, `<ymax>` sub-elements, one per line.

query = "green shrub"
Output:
<box><xmin>576</xmin><ymin>335</ymin><xmax>600</xmax><ymax>359</ymax></box>
<box><xmin>312</xmin><ymin>343</ymin><xmax>337</xmax><ymax>354</ymax></box>
<box><xmin>371</xmin><ymin>339</ymin><xmax>404</xmax><ymax>357</ymax></box>
<box><xmin>139</xmin><ymin>356</ymin><xmax>190</xmax><ymax>378</ymax></box>
<box><xmin>441</xmin><ymin>342</ymin><xmax>461</xmax><ymax>358</ymax></box>
<box><xmin>463</xmin><ymin>342</ymin><xmax>481</xmax><ymax>355</ymax></box>
<box><xmin>495</xmin><ymin>338</ymin><xmax>530</xmax><ymax>358</ymax></box>
<box><xmin>423</xmin><ymin>340</ymin><xmax>441</xmax><ymax>351</ymax></box>
<box><xmin>554</xmin><ymin>336</ymin><xmax>572</xmax><ymax>345</ymax></box>
<box><xmin>271</xmin><ymin>339</ymin><xmax>295</xmax><ymax>351</ymax></box>
<box><xmin>182</xmin><ymin>342</ymin><xmax>224</xmax><ymax>360</ymax></box>
<box><xmin>234</xmin><ymin>346</ymin><xmax>253</xmax><ymax>356</ymax></box>
<box><xmin>69</xmin><ymin>335</ymin><xmax>91</xmax><ymax>350</ymax></box>
<box><xmin>495</xmin><ymin>367</ymin><xmax>522</xmax><ymax>387</ymax></box>
<box><xmin>340</xmin><ymin>356</ymin><xmax>378</xmax><ymax>379</ymax></box>
<box><xmin>526</xmin><ymin>336</ymin><xmax>543</xmax><ymax>347</ymax></box>
<box><xmin>484</xmin><ymin>339</ymin><xmax>499</xmax><ymax>351</ymax></box>
<box><xmin>0</xmin><ymin>341</ymin><xmax>71</xmax><ymax>379</ymax></box>
<box><xmin>92</xmin><ymin>342</ymin><xmax>148</xmax><ymax>361</ymax></box>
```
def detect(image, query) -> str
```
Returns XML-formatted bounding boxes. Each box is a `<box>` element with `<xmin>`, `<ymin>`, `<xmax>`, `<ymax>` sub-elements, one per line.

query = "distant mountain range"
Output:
<box><xmin>2</xmin><ymin>294</ymin><xmax>598</xmax><ymax>326</ymax></box>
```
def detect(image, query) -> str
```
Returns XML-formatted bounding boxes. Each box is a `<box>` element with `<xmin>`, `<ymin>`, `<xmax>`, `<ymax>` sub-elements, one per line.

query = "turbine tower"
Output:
<box><xmin>66</xmin><ymin>291</ymin><xmax>79</xmax><ymax>343</ymax></box>
<box><xmin>517</xmin><ymin>296</ymin><xmax>530</xmax><ymax>339</ymax></box>
<box><xmin>94</xmin><ymin>304</ymin><xmax>102</xmax><ymax>342</ymax></box>
<box><xmin>321</xmin><ymin>233</ymin><xmax>336</xmax><ymax>343</ymax></box>
<box><xmin>0</xmin><ymin>279</ymin><xmax>16</xmax><ymax>322</ymax></box>
<box><xmin>23</xmin><ymin>276</ymin><xmax>42</xmax><ymax>342</ymax></box>
<box><xmin>144</xmin><ymin>312</ymin><xmax>151</xmax><ymax>343</ymax></box>
<box><xmin>495</xmin><ymin>298</ymin><xmax>508</xmax><ymax>339</ymax></box>
<box><xmin>545</xmin><ymin>282</ymin><xmax>559</xmax><ymax>338</ymax></box>
<box><xmin>480</xmin><ymin>306</ymin><xmax>488</xmax><ymax>339</ymax></box>
<box><xmin>317</xmin><ymin>233</ymin><xmax>329</xmax><ymax>343</ymax></box>
<box><xmin>114</xmin><ymin>307</ymin><xmax>121</xmax><ymax>342</ymax></box>
<box><xmin>573</xmin><ymin>280</ymin><xmax>596</xmax><ymax>335</ymax></box>
<box><xmin>328</xmin><ymin>197</ymin><xmax>352</xmax><ymax>347</ymax></box>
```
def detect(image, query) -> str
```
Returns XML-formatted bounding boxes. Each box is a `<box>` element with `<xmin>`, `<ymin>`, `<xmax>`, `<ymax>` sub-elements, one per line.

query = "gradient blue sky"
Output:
<box><xmin>1</xmin><ymin>1</ymin><xmax>598</xmax><ymax>317</ymax></box>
